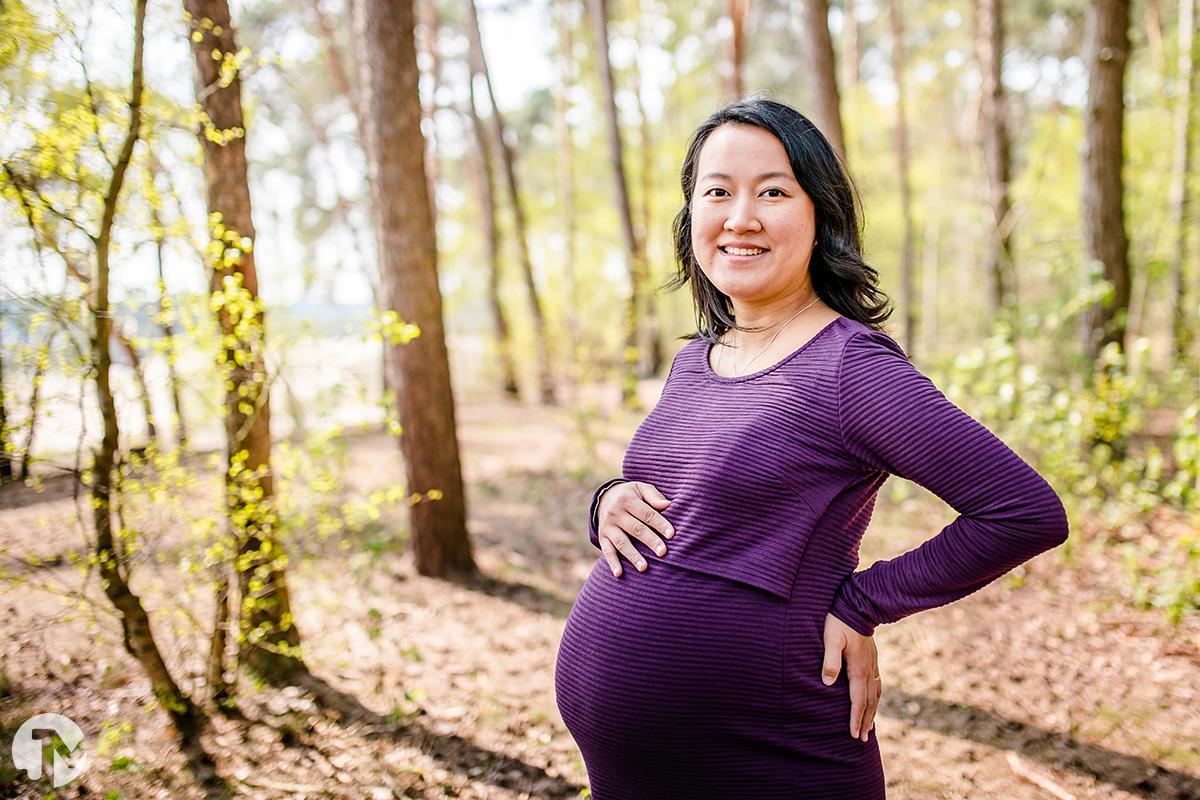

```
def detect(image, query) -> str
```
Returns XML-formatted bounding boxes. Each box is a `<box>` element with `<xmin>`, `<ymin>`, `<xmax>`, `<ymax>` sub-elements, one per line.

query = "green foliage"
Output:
<box><xmin>933</xmin><ymin>299</ymin><xmax>1199</xmax><ymax>623</ymax></box>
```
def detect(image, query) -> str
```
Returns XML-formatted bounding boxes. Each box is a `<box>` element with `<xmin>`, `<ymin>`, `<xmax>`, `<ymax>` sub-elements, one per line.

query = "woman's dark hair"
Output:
<box><xmin>663</xmin><ymin>97</ymin><xmax>892</xmax><ymax>341</ymax></box>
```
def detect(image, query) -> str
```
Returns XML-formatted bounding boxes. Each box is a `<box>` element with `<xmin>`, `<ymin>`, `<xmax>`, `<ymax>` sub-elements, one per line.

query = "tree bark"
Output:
<box><xmin>465</xmin><ymin>0</ymin><xmax>557</xmax><ymax>405</ymax></box>
<box><xmin>842</xmin><ymin>0</ymin><xmax>860</xmax><ymax>89</ymax></box>
<box><xmin>555</xmin><ymin>0</ymin><xmax>582</xmax><ymax>394</ymax></box>
<box><xmin>116</xmin><ymin>329</ymin><xmax>157</xmax><ymax>447</ymax></box>
<box><xmin>464</xmin><ymin>67</ymin><xmax>519</xmax><ymax>397</ymax></box>
<box><xmin>354</xmin><ymin>0</ymin><xmax>475</xmax><ymax>578</ymax></box>
<box><xmin>1169</xmin><ymin>0</ymin><xmax>1197</xmax><ymax>361</ymax></box>
<box><xmin>592</xmin><ymin>0</ymin><xmax>647</xmax><ymax>407</ymax></box>
<box><xmin>151</xmin><ymin>209</ymin><xmax>189</xmax><ymax>449</ymax></box>
<box><xmin>184</xmin><ymin>0</ymin><xmax>306</xmax><ymax>683</ymax></box>
<box><xmin>1081</xmin><ymin>0</ymin><xmax>1132</xmax><ymax>361</ymax></box>
<box><xmin>91</xmin><ymin>5</ymin><xmax>219</xmax><ymax>783</ymax></box>
<box><xmin>726</xmin><ymin>0</ymin><xmax>748</xmax><ymax>100</ymax></box>
<box><xmin>416</xmin><ymin>0</ymin><xmax>440</xmax><ymax>230</ymax></box>
<box><xmin>799</xmin><ymin>0</ymin><xmax>847</xmax><ymax>162</ymax></box>
<box><xmin>631</xmin><ymin>0</ymin><xmax>663</xmax><ymax>376</ymax></box>
<box><xmin>889</xmin><ymin>0</ymin><xmax>917</xmax><ymax>358</ymax></box>
<box><xmin>19</xmin><ymin>330</ymin><xmax>55</xmax><ymax>482</ymax></box>
<box><xmin>973</xmin><ymin>0</ymin><xmax>1017</xmax><ymax>334</ymax></box>
<box><xmin>0</xmin><ymin>325</ymin><xmax>11</xmax><ymax>483</ymax></box>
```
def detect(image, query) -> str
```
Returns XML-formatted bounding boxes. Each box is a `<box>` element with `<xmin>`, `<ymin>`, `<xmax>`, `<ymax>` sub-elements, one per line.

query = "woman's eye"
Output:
<box><xmin>704</xmin><ymin>187</ymin><xmax>729</xmax><ymax>197</ymax></box>
<box><xmin>763</xmin><ymin>188</ymin><xmax>785</xmax><ymax>198</ymax></box>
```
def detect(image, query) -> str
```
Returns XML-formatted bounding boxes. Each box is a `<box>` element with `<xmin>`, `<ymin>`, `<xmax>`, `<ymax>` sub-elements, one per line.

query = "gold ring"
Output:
<box><xmin>873</xmin><ymin>675</ymin><xmax>881</xmax><ymax>681</ymax></box>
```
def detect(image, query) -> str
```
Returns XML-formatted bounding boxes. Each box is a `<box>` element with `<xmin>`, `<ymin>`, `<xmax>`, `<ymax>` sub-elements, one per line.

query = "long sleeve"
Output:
<box><xmin>828</xmin><ymin>329</ymin><xmax>1069</xmax><ymax>637</ymax></box>
<box><xmin>588</xmin><ymin>477</ymin><xmax>628</xmax><ymax>549</ymax></box>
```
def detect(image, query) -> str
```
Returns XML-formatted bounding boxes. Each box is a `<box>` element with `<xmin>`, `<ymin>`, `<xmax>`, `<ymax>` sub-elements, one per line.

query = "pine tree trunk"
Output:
<box><xmin>842</xmin><ymin>0</ymin><xmax>860</xmax><ymax>89</ymax></box>
<box><xmin>889</xmin><ymin>0</ymin><xmax>917</xmax><ymax>358</ymax></box>
<box><xmin>555</xmin><ymin>0</ymin><xmax>582</xmax><ymax>395</ymax></box>
<box><xmin>726</xmin><ymin>0</ymin><xmax>748</xmax><ymax>100</ymax></box>
<box><xmin>1081</xmin><ymin>0</ymin><xmax>1132</xmax><ymax>361</ymax></box>
<box><xmin>799</xmin><ymin>0</ymin><xmax>847</xmax><ymax>162</ymax></box>
<box><xmin>184</xmin><ymin>0</ymin><xmax>305</xmax><ymax>683</ymax></box>
<box><xmin>354</xmin><ymin>0</ymin><xmax>475</xmax><ymax>578</ymax></box>
<box><xmin>592</xmin><ymin>0</ymin><xmax>646</xmax><ymax>408</ymax></box>
<box><xmin>973</xmin><ymin>0</ymin><xmax>1017</xmax><ymax>335</ymax></box>
<box><xmin>631</xmin><ymin>2</ymin><xmax>663</xmax><ymax>376</ymax></box>
<box><xmin>416</xmin><ymin>0</ymin><xmax>440</xmax><ymax>230</ymax></box>
<box><xmin>464</xmin><ymin>76</ymin><xmax>519</xmax><ymax>397</ymax></box>
<box><xmin>306</xmin><ymin>0</ymin><xmax>391</xmax><ymax>400</ymax></box>
<box><xmin>1169</xmin><ymin>0</ymin><xmax>1197</xmax><ymax>361</ymax></box>
<box><xmin>465</xmin><ymin>0</ymin><xmax>557</xmax><ymax>405</ymax></box>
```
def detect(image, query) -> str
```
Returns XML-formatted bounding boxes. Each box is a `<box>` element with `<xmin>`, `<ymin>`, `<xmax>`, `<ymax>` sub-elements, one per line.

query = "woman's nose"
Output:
<box><xmin>723</xmin><ymin>197</ymin><xmax>762</xmax><ymax>233</ymax></box>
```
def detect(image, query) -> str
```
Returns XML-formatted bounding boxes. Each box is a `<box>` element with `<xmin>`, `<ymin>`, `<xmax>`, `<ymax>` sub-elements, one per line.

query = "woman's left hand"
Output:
<box><xmin>821</xmin><ymin>612</ymin><xmax>881</xmax><ymax>742</ymax></box>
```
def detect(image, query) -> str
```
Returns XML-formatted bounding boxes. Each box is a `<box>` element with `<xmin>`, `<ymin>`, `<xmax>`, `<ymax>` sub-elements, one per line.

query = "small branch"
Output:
<box><xmin>1</xmin><ymin>162</ymin><xmax>99</xmax><ymax>245</ymax></box>
<box><xmin>1005</xmin><ymin>751</ymin><xmax>1077</xmax><ymax>800</ymax></box>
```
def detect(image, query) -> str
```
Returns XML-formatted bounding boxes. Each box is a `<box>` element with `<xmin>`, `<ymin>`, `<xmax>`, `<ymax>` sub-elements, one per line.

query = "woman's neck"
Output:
<box><xmin>724</xmin><ymin>290</ymin><xmax>823</xmax><ymax>348</ymax></box>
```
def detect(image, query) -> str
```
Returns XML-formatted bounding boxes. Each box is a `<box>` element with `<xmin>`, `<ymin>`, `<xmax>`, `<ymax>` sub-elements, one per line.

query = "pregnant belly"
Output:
<box><xmin>554</xmin><ymin>558</ymin><xmax>790</xmax><ymax>752</ymax></box>
<box><xmin>554</xmin><ymin>559</ymin><xmax>887</xmax><ymax>799</ymax></box>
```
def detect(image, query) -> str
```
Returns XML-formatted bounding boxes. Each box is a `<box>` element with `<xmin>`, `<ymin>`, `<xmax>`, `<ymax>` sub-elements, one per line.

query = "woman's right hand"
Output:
<box><xmin>596</xmin><ymin>481</ymin><xmax>675</xmax><ymax>577</ymax></box>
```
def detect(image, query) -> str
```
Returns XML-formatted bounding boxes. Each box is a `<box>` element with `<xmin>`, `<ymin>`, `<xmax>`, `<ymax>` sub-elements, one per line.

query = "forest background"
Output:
<box><xmin>0</xmin><ymin>0</ymin><xmax>1197</xmax><ymax>797</ymax></box>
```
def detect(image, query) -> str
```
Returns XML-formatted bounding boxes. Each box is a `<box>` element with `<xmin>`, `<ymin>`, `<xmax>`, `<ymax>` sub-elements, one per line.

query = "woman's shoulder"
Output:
<box><xmin>832</xmin><ymin>317</ymin><xmax>910</xmax><ymax>361</ymax></box>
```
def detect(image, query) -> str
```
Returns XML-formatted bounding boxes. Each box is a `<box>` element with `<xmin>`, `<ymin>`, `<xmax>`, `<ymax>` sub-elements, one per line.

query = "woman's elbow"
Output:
<box><xmin>1025</xmin><ymin>483</ymin><xmax>1070</xmax><ymax>551</ymax></box>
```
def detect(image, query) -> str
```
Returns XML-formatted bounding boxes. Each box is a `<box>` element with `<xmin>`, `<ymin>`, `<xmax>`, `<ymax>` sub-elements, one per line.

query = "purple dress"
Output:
<box><xmin>554</xmin><ymin>316</ymin><xmax>1068</xmax><ymax>799</ymax></box>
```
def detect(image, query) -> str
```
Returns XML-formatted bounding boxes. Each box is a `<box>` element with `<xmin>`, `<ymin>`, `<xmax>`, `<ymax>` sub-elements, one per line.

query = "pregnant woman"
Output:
<box><xmin>554</xmin><ymin>98</ymin><xmax>1069</xmax><ymax>799</ymax></box>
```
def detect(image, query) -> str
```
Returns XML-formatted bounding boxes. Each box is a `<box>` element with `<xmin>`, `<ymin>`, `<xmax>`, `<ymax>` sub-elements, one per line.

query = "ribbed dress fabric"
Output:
<box><xmin>554</xmin><ymin>315</ymin><xmax>1069</xmax><ymax>799</ymax></box>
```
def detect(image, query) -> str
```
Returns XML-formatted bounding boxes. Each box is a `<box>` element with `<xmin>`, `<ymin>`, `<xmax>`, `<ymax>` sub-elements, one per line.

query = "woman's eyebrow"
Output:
<box><xmin>699</xmin><ymin>171</ymin><xmax>796</xmax><ymax>183</ymax></box>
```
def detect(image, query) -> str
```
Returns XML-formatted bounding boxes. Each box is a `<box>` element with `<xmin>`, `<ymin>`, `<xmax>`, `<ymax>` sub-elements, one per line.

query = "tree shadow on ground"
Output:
<box><xmin>462</xmin><ymin>570</ymin><xmax>575</xmax><ymax>618</ymax></box>
<box><xmin>884</xmin><ymin>688</ymin><xmax>1200</xmax><ymax>799</ymax></box>
<box><xmin>290</xmin><ymin>671</ymin><xmax>585</xmax><ymax>799</ymax></box>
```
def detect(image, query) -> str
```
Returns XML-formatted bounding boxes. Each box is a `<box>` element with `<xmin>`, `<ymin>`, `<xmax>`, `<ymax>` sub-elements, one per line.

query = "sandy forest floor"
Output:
<box><xmin>0</xmin><ymin>396</ymin><xmax>1197</xmax><ymax>799</ymax></box>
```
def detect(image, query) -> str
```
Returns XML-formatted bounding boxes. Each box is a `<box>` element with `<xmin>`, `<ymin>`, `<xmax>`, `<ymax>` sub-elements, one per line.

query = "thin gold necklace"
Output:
<box><xmin>723</xmin><ymin>295</ymin><xmax>821</xmax><ymax>377</ymax></box>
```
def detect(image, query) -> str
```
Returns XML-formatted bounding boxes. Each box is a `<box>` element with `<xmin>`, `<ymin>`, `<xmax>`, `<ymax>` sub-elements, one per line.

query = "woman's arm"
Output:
<box><xmin>829</xmin><ymin>329</ymin><xmax>1069</xmax><ymax>637</ymax></box>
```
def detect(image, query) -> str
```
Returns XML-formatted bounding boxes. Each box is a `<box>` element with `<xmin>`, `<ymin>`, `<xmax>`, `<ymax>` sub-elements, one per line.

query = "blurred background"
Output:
<box><xmin>0</xmin><ymin>0</ymin><xmax>1197</xmax><ymax>797</ymax></box>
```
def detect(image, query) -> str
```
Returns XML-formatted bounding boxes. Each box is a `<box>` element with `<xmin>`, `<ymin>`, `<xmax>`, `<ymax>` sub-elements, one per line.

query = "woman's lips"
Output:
<box><xmin>719</xmin><ymin>246</ymin><xmax>769</xmax><ymax>260</ymax></box>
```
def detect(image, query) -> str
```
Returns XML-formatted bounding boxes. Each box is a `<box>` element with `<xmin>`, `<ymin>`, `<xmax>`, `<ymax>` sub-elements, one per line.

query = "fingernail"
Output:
<box><xmin>637</xmin><ymin>561</ymin><xmax>647</xmax><ymax>570</ymax></box>
<box><xmin>822</xmin><ymin>675</ymin><xmax>833</xmax><ymax>685</ymax></box>
<box><xmin>655</xmin><ymin>546</ymin><xmax>666</xmax><ymax>556</ymax></box>
<box><xmin>666</xmin><ymin>528</ymin><xmax>675</xmax><ymax>538</ymax></box>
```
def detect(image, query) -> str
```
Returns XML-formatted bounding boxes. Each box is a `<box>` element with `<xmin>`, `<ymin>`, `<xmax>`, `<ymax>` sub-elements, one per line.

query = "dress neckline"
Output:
<box><xmin>704</xmin><ymin>316</ymin><xmax>846</xmax><ymax>384</ymax></box>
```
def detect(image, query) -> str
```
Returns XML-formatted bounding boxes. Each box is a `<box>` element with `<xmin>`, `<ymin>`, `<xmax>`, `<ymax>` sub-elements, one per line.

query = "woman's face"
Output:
<box><xmin>690</xmin><ymin>123</ymin><xmax>817</xmax><ymax>307</ymax></box>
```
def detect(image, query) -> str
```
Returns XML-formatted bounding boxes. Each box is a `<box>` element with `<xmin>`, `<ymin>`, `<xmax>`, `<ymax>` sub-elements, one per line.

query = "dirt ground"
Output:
<box><xmin>0</xmin><ymin>396</ymin><xmax>1197</xmax><ymax>799</ymax></box>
